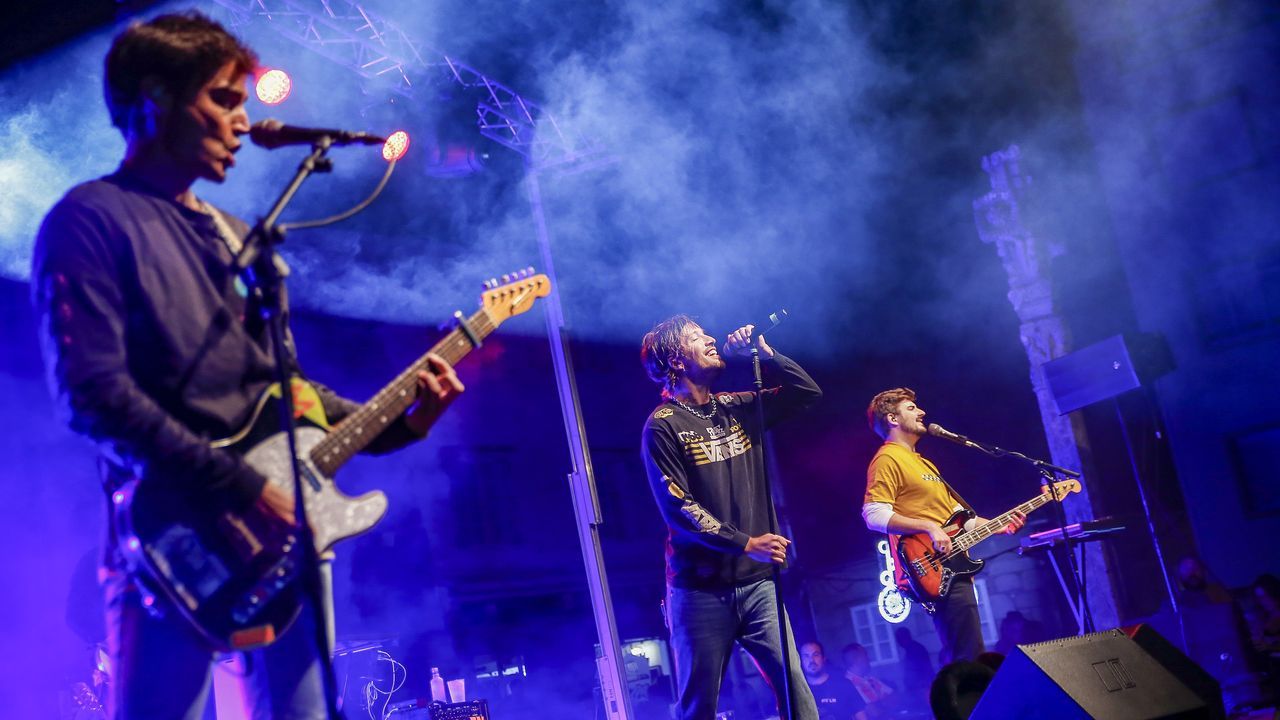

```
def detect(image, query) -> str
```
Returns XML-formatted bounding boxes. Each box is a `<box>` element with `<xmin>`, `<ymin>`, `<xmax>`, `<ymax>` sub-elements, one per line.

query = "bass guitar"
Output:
<box><xmin>891</xmin><ymin>479</ymin><xmax>1081</xmax><ymax>613</ymax></box>
<box><xmin>113</xmin><ymin>271</ymin><xmax>550</xmax><ymax>650</ymax></box>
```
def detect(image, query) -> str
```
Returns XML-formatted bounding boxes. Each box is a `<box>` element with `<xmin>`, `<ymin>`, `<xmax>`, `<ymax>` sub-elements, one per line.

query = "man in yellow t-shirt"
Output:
<box><xmin>860</xmin><ymin>388</ymin><xmax>1024</xmax><ymax>665</ymax></box>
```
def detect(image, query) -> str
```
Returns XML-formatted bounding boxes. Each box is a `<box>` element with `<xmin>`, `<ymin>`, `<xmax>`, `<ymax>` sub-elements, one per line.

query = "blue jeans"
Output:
<box><xmin>666</xmin><ymin>577</ymin><xmax>818</xmax><ymax>720</ymax></box>
<box><xmin>104</xmin><ymin>562</ymin><xmax>334</xmax><ymax>720</ymax></box>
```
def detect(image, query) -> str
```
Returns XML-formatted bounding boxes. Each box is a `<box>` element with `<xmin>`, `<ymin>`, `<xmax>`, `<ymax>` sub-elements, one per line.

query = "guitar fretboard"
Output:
<box><xmin>309</xmin><ymin>309</ymin><xmax>496</xmax><ymax>476</ymax></box>
<box><xmin>951</xmin><ymin>490</ymin><xmax>1059</xmax><ymax>554</ymax></box>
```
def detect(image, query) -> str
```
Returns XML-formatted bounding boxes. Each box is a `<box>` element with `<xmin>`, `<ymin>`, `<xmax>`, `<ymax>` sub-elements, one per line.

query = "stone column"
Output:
<box><xmin>972</xmin><ymin>145</ymin><xmax>1120</xmax><ymax>630</ymax></box>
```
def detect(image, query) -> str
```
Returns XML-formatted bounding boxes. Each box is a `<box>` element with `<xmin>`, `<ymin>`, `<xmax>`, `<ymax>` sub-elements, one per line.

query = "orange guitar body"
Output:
<box><xmin>891</xmin><ymin>509</ymin><xmax>982</xmax><ymax>613</ymax></box>
<box><xmin>886</xmin><ymin>478</ymin><xmax>1082</xmax><ymax>614</ymax></box>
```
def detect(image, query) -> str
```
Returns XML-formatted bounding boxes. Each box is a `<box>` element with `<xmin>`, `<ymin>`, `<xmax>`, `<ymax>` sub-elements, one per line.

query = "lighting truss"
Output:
<box><xmin>210</xmin><ymin>0</ymin><xmax>605</xmax><ymax>172</ymax></box>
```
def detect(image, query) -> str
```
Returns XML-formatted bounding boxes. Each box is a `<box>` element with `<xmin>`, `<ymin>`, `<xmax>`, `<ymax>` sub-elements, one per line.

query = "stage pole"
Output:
<box><xmin>526</xmin><ymin>169</ymin><xmax>633</xmax><ymax>720</ymax></box>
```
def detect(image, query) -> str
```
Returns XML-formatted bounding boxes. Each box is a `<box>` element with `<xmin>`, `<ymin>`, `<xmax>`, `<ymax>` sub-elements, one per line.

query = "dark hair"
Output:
<box><xmin>1255</xmin><ymin>573</ymin><xmax>1280</xmax><ymax>602</ymax></box>
<box><xmin>929</xmin><ymin>661</ymin><xmax>996</xmax><ymax>720</ymax></box>
<box><xmin>866</xmin><ymin>387</ymin><xmax>915</xmax><ymax>439</ymax></box>
<box><xmin>104</xmin><ymin>11</ymin><xmax>257</xmax><ymax>134</ymax></box>
<box><xmin>640</xmin><ymin>314</ymin><xmax>697</xmax><ymax>396</ymax></box>
<box><xmin>976</xmin><ymin>651</ymin><xmax>1005</xmax><ymax>672</ymax></box>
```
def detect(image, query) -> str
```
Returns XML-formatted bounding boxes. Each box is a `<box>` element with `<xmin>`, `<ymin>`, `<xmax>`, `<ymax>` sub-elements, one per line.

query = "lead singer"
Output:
<box><xmin>640</xmin><ymin>315</ymin><xmax>822</xmax><ymax>719</ymax></box>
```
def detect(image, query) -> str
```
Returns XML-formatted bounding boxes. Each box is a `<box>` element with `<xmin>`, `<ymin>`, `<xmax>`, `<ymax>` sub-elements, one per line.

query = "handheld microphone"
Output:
<box><xmin>748</xmin><ymin>308</ymin><xmax>789</xmax><ymax>336</ymax></box>
<box><xmin>927</xmin><ymin>423</ymin><xmax>982</xmax><ymax>449</ymax></box>
<box><xmin>249</xmin><ymin>119</ymin><xmax>386</xmax><ymax>149</ymax></box>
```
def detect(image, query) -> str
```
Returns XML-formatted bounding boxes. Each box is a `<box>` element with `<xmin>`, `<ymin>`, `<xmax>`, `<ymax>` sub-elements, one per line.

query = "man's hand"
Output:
<box><xmin>256</xmin><ymin>481</ymin><xmax>296</xmax><ymax>525</ymax></box>
<box><xmin>1002</xmin><ymin>511</ymin><xmax>1027</xmax><ymax>535</ymax></box>
<box><xmin>927</xmin><ymin>524</ymin><xmax>953</xmax><ymax>555</ymax></box>
<box><xmin>722</xmin><ymin>325</ymin><xmax>775</xmax><ymax>359</ymax></box>
<box><xmin>405</xmin><ymin>353</ymin><xmax>465</xmax><ymax>436</ymax></box>
<box><xmin>973</xmin><ymin>512</ymin><xmax>1026</xmax><ymax>536</ymax></box>
<box><xmin>745</xmin><ymin>533</ymin><xmax>791</xmax><ymax>564</ymax></box>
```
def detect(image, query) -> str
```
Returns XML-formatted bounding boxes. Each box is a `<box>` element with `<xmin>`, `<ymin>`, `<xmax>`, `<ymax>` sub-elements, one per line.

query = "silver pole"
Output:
<box><xmin>526</xmin><ymin>169</ymin><xmax>633</xmax><ymax>720</ymax></box>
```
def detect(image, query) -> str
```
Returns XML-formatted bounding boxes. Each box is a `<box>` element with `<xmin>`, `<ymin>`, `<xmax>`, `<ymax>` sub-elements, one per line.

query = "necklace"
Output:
<box><xmin>672</xmin><ymin>395</ymin><xmax>718</xmax><ymax>420</ymax></box>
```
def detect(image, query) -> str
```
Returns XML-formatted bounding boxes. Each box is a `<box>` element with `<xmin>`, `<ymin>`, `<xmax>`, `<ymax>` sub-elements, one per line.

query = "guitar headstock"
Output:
<box><xmin>1042</xmin><ymin>478</ymin><xmax>1082</xmax><ymax>500</ymax></box>
<box><xmin>480</xmin><ymin>268</ymin><xmax>552</xmax><ymax>324</ymax></box>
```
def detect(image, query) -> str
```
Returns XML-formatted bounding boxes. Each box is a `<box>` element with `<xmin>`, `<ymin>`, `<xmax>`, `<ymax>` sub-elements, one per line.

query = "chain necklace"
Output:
<box><xmin>672</xmin><ymin>394</ymin><xmax>718</xmax><ymax>420</ymax></box>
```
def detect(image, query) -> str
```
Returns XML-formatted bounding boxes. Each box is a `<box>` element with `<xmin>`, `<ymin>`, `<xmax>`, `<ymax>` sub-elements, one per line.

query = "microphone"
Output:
<box><xmin>748</xmin><ymin>308</ymin><xmax>789</xmax><ymax>336</ymax></box>
<box><xmin>927</xmin><ymin>423</ymin><xmax>983</xmax><ymax>449</ymax></box>
<box><xmin>249</xmin><ymin>119</ymin><xmax>386</xmax><ymax>149</ymax></box>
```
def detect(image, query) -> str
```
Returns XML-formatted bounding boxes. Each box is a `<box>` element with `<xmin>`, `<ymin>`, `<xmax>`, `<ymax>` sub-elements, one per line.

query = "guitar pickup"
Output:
<box><xmin>218</xmin><ymin>512</ymin><xmax>264</xmax><ymax>561</ymax></box>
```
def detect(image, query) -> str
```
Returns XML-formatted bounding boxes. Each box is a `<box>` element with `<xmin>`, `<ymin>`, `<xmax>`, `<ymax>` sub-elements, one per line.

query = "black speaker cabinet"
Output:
<box><xmin>1042</xmin><ymin>333</ymin><xmax>1173</xmax><ymax>414</ymax></box>
<box><xmin>970</xmin><ymin>629</ymin><xmax>1221</xmax><ymax>719</ymax></box>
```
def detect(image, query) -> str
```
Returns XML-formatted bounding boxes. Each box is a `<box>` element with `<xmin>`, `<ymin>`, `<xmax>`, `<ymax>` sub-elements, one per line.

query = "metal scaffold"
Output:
<box><xmin>210</xmin><ymin>0</ymin><xmax>605</xmax><ymax>172</ymax></box>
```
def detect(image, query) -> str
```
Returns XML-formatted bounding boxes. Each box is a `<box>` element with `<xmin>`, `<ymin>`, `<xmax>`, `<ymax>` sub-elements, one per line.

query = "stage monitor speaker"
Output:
<box><xmin>1124</xmin><ymin>624</ymin><xmax>1226</xmax><ymax>719</ymax></box>
<box><xmin>969</xmin><ymin>629</ymin><xmax>1220</xmax><ymax>719</ymax></box>
<box><xmin>1043</xmin><ymin>333</ymin><xmax>1173</xmax><ymax>414</ymax></box>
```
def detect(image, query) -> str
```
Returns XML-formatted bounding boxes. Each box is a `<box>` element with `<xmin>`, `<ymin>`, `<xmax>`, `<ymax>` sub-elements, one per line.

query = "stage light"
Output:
<box><xmin>256</xmin><ymin>69</ymin><xmax>292</xmax><ymax>105</ymax></box>
<box><xmin>382</xmin><ymin>130</ymin><xmax>410</xmax><ymax>161</ymax></box>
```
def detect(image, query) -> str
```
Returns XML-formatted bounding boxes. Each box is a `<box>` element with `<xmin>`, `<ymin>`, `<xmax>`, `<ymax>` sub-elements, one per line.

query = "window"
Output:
<box><xmin>850</xmin><ymin>603</ymin><xmax>899</xmax><ymax>665</ymax></box>
<box><xmin>973</xmin><ymin>578</ymin><xmax>998</xmax><ymax>647</ymax></box>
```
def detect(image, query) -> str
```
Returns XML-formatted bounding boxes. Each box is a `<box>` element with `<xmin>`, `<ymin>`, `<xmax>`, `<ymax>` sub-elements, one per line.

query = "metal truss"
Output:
<box><xmin>210</xmin><ymin>0</ymin><xmax>605</xmax><ymax>172</ymax></box>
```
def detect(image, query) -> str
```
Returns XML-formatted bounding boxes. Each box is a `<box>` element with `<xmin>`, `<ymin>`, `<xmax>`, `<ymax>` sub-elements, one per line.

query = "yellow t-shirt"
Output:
<box><xmin>865</xmin><ymin>441</ymin><xmax>959</xmax><ymax>526</ymax></box>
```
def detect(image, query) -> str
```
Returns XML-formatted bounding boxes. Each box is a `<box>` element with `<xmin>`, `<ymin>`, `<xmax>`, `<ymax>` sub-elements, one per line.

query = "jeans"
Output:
<box><xmin>104</xmin><ymin>561</ymin><xmax>334</xmax><ymax>720</ymax></box>
<box><xmin>931</xmin><ymin>575</ymin><xmax>984</xmax><ymax>665</ymax></box>
<box><xmin>666</xmin><ymin>577</ymin><xmax>818</xmax><ymax>720</ymax></box>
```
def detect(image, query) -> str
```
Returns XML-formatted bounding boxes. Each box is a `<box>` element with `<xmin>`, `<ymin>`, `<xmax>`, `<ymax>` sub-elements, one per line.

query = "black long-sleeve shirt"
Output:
<box><xmin>31</xmin><ymin>172</ymin><xmax>417</xmax><ymax>520</ymax></box>
<box><xmin>641</xmin><ymin>353</ymin><xmax>821</xmax><ymax>589</ymax></box>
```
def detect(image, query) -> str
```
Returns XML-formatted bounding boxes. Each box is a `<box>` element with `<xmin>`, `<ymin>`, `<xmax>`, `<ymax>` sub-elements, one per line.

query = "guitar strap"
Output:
<box><xmin>922</xmin><ymin>455</ymin><xmax>975</xmax><ymax>516</ymax></box>
<box><xmin>941</xmin><ymin>477</ymin><xmax>975</xmax><ymax>515</ymax></box>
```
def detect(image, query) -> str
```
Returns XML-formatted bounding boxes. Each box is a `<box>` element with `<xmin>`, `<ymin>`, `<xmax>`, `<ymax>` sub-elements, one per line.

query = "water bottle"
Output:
<box><xmin>429</xmin><ymin>666</ymin><xmax>447</xmax><ymax>702</ymax></box>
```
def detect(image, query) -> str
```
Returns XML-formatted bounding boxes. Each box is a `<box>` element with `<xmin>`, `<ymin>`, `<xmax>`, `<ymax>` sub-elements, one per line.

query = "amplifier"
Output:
<box><xmin>386</xmin><ymin>698</ymin><xmax>490</xmax><ymax>719</ymax></box>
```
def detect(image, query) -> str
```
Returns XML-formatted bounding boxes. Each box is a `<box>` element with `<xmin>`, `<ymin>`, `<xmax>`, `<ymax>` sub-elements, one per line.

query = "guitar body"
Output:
<box><xmin>110</xmin><ymin>271</ymin><xmax>550</xmax><ymax>651</ymax></box>
<box><xmin>892</xmin><ymin>509</ymin><xmax>984</xmax><ymax>613</ymax></box>
<box><xmin>114</xmin><ymin>378</ymin><xmax>387</xmax><ymax>651</ymax></box>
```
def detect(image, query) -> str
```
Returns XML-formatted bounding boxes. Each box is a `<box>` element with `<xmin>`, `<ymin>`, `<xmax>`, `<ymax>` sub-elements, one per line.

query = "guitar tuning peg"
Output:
<box><xmin>501</xmin><ymin>273</ymin><xmax>511</xmax><ymax>284</ymax></box>
<box><xmin>489</xmin><ymin>277</ymin><xmax>499</xmax><ymax>288</ymax></box>
<box><xmin>526</xmin><ymin>266</ymin><xmax>535</xmax><ymax>276</ymax></box>
<box><xmin>519</xmin><ymin>268</ymin><xmax>530</xmax><ymax>278</ymax></box>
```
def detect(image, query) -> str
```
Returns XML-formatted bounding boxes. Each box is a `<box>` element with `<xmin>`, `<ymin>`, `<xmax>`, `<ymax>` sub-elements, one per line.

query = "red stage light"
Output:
<box><xmin>256</xmin><ymin>69</ymin><xmax>292</xmax><ymax>105</ymax></box>
<box><xmin>383</xmin><ymin>130</ymin><xmax>410</xmax><ymax>161</ymax></box>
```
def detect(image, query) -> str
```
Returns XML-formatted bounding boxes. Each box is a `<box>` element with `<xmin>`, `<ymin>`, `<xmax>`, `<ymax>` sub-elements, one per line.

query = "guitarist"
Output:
<box><xmin>860</xmin><ymin>388</ymin><xmax>1024</xmax><ymax>664</ymax></box>
<box><xmin>31</xmin><ymin>12</ymin><xmax>464</xmax><ymax>719</ymax></box>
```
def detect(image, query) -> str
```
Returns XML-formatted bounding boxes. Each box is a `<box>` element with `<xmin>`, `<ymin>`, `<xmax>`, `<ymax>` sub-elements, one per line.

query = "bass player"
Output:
<box><xmin>860</xmin><ymin>388</ymin><xmax>1024</xmax><ymax>664</ymax></box>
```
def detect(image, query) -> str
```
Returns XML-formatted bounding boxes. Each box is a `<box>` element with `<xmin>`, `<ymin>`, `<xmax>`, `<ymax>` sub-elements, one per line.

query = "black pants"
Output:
<box><xmin>931</xmin><ymin>576</ymin><xmax>984</xmax><ymax>664</ymax></box>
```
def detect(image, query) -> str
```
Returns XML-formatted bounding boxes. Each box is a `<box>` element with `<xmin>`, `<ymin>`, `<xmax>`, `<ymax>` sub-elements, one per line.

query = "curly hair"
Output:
<box><xmin>866</xmin><ymin>387</ymin><xmax>916</xmax><ymax>439</ymax></box>
<box><xmin>640</xmin><ymin>314</ymin><xmax>697</xmax><ymax>397</ymax></box>
<box><xmin>104</xmin><ymin>11</ymin><xmax>257</xmax><ymax>134</ymax></box>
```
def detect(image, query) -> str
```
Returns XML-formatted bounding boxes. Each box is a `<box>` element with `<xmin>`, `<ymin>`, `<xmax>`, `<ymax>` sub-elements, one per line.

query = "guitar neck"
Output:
<box><xmin>310</xmin><ymin>308</ymin><xmax>497</xmax><ymax>476</ymax></box>
<box><xmin>952</xmin><ymin>491</ymin><xmax>1055</xmax><ymax>553</ymax></box>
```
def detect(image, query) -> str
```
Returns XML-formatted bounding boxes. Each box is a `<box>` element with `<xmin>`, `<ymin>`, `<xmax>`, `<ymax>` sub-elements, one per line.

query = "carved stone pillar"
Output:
<box><xmin>973</xmin><ymin>145</ymin><xmax>1120</xmax><ymax>630</ymax></box>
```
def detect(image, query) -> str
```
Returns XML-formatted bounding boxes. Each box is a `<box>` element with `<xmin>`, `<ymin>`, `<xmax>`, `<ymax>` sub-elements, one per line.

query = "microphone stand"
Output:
<box><xmin>962</xmin><ymin>437</ymin><xmax>1095</xmax><ymax>634</ymax></box>
<box><xmin>751</xmin><ymin>343</ymin><xmax>796</xmax><ymax>720</ymax></box>
<box><xmin>236</xmin><ymin>137</ymin><xmax>345</xmax><ymax>719</ymax></box>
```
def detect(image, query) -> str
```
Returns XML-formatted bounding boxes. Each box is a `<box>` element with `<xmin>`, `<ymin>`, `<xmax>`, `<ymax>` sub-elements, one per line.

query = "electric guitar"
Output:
<box><xmin>113</xmin><ymin>271</ymin><xmax>551</xmax><ymax>651</ymax></box>
<box><xmin>891</xmin><ymin>479</ymin><xmax>1081</xmax><ymax>613</ymax></box>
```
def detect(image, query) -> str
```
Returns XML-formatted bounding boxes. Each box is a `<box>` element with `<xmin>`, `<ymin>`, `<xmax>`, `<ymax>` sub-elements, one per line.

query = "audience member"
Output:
<box><xmin>928</xmin><ymin>661</ymin><xmax>995</xmax><ymax>720</ymax></box>
<box><xmin>841</xmin><ymin>642</ymin><xmax>893</xmax><ymax>717</ymax></box>
<box><xmin>802</xmin><ymin>641</ymin><xmax>867</xmax><ymax>720</ymax></box>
